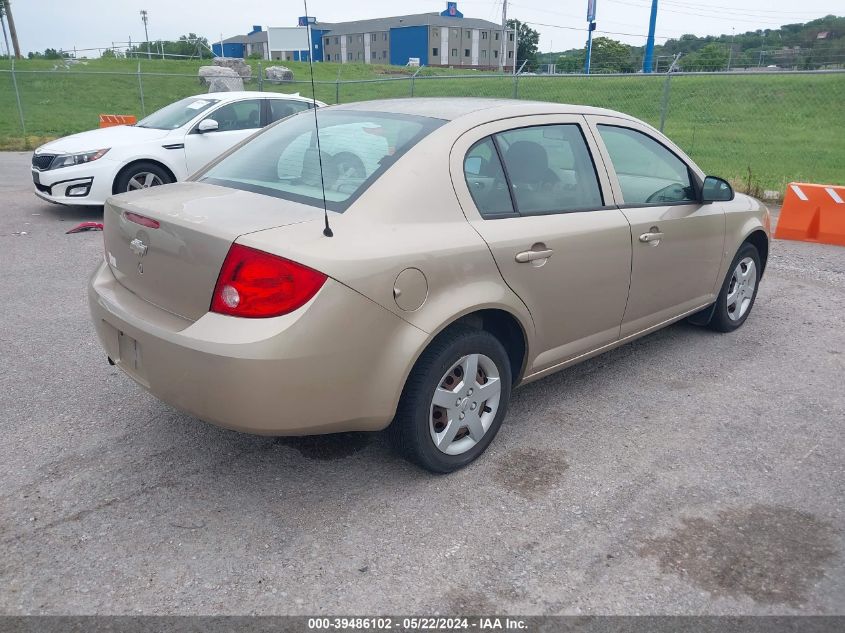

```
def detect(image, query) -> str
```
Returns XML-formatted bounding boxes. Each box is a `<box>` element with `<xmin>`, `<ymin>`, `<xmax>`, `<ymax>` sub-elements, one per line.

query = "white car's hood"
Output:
<box><xmin>36</xmin><ymin>126</ymin><xmax>173</xmax><ymax>155</ymax></box>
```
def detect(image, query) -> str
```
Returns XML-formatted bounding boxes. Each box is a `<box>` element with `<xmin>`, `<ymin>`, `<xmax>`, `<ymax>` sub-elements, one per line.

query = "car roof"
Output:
<box><xmin>330</xmin><ymin>97</ymin><xmax>632</xmax><ymax>122</ymax></box>
<box><xmin>200</xmin><ymin>91</ymin><xmax>316</xmax><ymax>102</ymax></box>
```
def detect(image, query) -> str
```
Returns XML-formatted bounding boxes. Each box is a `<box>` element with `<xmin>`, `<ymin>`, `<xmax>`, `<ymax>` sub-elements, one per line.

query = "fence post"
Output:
<box><xmin>410</xmin><ymin>76</ymin><xmax>414</xmax><ymax>97</ymax></box>
<box><xmin>659</xmin><ymin>72</ymin><xmax>671</xmax><ymax>133</ymax></box>
<box><xmin>512</xmin><ymin>73</ymin><xmax>519</xmax><ymax>99</ymax></box>
<box><xmin>10</xmin><ymin>62</ymin><xmax>27</xmax><ymax>147</ymax></box>
<box><xmin>335</xmin><ymin>80</ymin><xmax>340</xmax><ymax>104</ymax></box>
<box><xmin>137</xmin><ymin>61</ymin><xmax>146</xmax><ymax>117</ymax></box>
<box><xmin>257</xmin><ymin>61</ymin><xmax>263</xmax><ymax>91</ymax></box>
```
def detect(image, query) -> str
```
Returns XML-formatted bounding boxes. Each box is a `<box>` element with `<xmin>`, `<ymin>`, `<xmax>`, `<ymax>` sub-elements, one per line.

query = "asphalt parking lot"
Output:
<box><xmin>1</xmin><ymin>150</ymin><xmax>843</xmax><ymax>616</ymax></box>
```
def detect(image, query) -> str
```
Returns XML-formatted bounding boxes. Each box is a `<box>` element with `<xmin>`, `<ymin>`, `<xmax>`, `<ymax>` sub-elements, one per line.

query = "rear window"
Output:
<box><xmin>198</xmin><ymin>110</ymin><xmax>444</xmax><ymax>212</ymax></box>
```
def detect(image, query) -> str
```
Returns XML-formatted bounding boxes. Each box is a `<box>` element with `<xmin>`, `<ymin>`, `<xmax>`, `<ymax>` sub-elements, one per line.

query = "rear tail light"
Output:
<box><xmin>211</xmin><ymin>244</ymin><xmax>327</xmax><ymax>318</ymax></box>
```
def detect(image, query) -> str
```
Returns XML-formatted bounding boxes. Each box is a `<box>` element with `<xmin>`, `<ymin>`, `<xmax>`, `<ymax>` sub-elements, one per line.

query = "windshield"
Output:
<box><xmin>137</xmin><ymin>97</ymin><xmax>220</xmax><ymax>130</ymax></box>
<box><xmin>198</xmin><ymin>110</ymin><xmax>445</xmax><ymax>212</ymax></box>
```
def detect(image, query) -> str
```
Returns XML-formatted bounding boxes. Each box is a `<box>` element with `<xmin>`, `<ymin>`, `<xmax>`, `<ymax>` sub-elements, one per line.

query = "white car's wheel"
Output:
<box><xmin>114</xmin><ymin>162</ymin><xmax>172</xmax><ymax>194</ymax></box>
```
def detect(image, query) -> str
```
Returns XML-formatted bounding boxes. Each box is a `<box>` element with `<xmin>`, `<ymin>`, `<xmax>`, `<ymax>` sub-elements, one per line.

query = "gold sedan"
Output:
<box><xmin>89</xmin><ymin>98</ymin><xmax>770</xmax><ymax>472</ymax></box>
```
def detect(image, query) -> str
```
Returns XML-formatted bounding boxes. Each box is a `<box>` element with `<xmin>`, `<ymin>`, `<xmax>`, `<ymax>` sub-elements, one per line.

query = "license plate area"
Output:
<box><xmin>117</xmin><ymin>330</ymin><xmax>149</xmax><ymax>387</ymax></box>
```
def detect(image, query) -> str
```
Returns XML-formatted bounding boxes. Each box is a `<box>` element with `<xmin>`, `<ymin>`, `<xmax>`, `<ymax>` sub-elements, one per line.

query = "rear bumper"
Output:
<box><xmin>88</xmin><ymin>261</ymin><xmax>427</xmax><ymax>435</ymax></box>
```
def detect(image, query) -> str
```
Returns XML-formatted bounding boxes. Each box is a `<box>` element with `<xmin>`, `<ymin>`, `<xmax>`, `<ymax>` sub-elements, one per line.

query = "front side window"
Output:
<box><xmin>202</xmin><ymin>99</ymin><xmax>261</xmax><ymax>132</ymax></box>
<box><xmin>494</xmin><ymin>124</ymin><xmax>603</xmax><ymax>215</ymax></box>
<box><xmin>464</xmin><ymin>138</ymin><xmax>515</xmax><ymax>219</ymax></box>
<box><xmin>597</xmin><ymin>125</ymin><xmax>696</xmax><ymax>204</ymax></box>
<box><xmin>200</xmin><ymin>110</ymin><xmax>444</xmax><ymax>212</ymax></box>
<box><xmin>137</xmin><ymin>97</ymin><xmax>219</xmax><ymax>130</ymax></box>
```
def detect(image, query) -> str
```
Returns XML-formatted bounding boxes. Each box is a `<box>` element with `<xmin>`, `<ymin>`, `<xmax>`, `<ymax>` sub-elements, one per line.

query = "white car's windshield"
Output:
<box><xmin>198</xmin><ymin>110</ymin><xmax>444</xmax><ymax>212</ymax></box>
<box><xmin>137</xmin><ymin>97</ymin><xmax>220</xmax><ymax>130</ymax></box>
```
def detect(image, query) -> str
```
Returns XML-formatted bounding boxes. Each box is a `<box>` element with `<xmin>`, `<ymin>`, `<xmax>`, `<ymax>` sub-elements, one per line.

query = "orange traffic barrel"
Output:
<box><xmin>98</xmin><ymin>114</ymin><xmax>138</xmax><ymax>128</ymax></box>
<box><xmin>774</xmin><ymin>182</ymin><xmax>845</xmax><ymax>247</ymax></box>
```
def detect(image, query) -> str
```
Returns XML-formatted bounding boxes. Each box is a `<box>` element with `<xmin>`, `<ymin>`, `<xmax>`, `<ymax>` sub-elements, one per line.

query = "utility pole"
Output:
<box><xmin>512</xmin><ymin>20</ymin><xmax>518</xmax><ymax>75</ymax></box>
<box><xmin>726</xmin><ymin>27</ymin><xmax>735</xmax><ymax>71</ymax></box>
<box><xmin>140</xmin><ymin>9</ymin><xmax>151</xmax><ymax>60</ymax></box>
<box><xmin>643</xmin><ymin>0</ymin><xmax>658</xmax><ymax>73</ymax></box>
<box><xmin>1</xmin><ymin>0</ymin><xmax>22</xmax><ymax>59</ymax></box>
<box><xmin>499</xmin><ymin>0</ymin><xmax>507</xmax><ymax>72</ymax></box>
<box><xmin>585</xmin><ymin>0</ymin><xmax>596</xmax><ymax>75</ymax></box>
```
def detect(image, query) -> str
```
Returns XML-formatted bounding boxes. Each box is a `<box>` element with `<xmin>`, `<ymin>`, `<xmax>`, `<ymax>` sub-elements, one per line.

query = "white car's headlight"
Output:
<box><xmin>51</xmin><ymin>148</ymin><xmax>110</xmax><ymax>169</ymax></box>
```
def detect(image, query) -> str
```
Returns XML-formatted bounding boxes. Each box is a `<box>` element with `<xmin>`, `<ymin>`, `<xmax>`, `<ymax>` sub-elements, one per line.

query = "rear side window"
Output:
<box><xmin>494</xmin><ymin>125</ymin><xmax>603</xmax><ymax>215</ymax></box>
<box><xmin>268</xmin><ymin>99</ymin><xmax>312</xmax><ymax>124</ymax></box>
<box><xmin>597</xmin><ymin>125</ymin><xmax>696</xmax><ymax>205</ymax></box>
<box><xmin>464</xmin><ymin>138</ymin><xmax>515</xmax><ymax>218</ymax></box>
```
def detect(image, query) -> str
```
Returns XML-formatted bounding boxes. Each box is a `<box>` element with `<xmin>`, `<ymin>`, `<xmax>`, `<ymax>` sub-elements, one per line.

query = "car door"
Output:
<box><xmin>588</xmin><ymin>116</ymin><xmax>726</xmax><ymax>337</ymax></box>
<box><xmin>451</xmin><ymin>115</ymin><xmax>633</xmax><ymax>376</ymax></box>
<box><xmin>183</xmin><ymin>98</ymin><xmax>263</xmax><ymax>175</ymax></box>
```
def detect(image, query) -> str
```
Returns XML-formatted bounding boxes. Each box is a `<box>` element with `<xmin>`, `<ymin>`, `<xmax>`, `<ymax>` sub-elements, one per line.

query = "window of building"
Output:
<box><xmin>433</xmin><ymin>29</ymin><xmax>439</xmax><ymax>37</ymax></box>
<box><xmin>494</xmin><ymin>50</ymin><xmax>498</xmax><ymax>58</ymax></box>
<box><xmin>347</xmin><ymin>52</ymin><xmax>352</xmax><ymax>61</ymax></box>
<box><xmin>509</xmin><ymin>33</ymin><xmax>514</xmax><ymax>41</ymax></box>
<box><xmin>482</xmin><ymin>31</ymin><xmax>488</xmax><ymax>40</ymax></box>
<box><xmin>451</xmin><ymin>48</ymin><xmax>458</xmax><ymax>57</ymax></box>
<box><xmin>371</xmin><ymin>33</ymin><xmax>377</xmax><ymax>42</ymax></box>
<box><xmin>432</xmin><ymin>47</ymin><xmax>439</xmax><ymax>57</ymax></box>
<box><xmin>335</xmin><ymin>37</ymin><xmax>339</xmax><ymax>45</ymax></box>
<box><xmin>508</xmin><ymin>50</ymin><xmax>513</xmax><ymax>59</ymax></box>
<box><xmin>481</xmin><ymin>50</ymin><xmax>487</xmax><ymax>58</ymax></box>
<box><xmin>452</xmin><ymin>29</ymin><xmax>459</xmax><ymax>38</ymax></box>
<box><xmin>325</xmin><ymin>37</ymin><xmax>330</xmax><ymax>46</ymax></box>
<box><xmin>371</xmin><ymin>50</ymin><xmax>376</xmax><ymax>59</ymax></box>
<box><xmin>383</xmin><ymin>32</ymin><xmax>388</xmax><ymax>41</ymax></box>
<box><xmin>597</xmin><ymin>125</ymin><xmax>696</xmax><ymax>204</ymax></box>
<box><xmin>495</xmin><ymin>32</ymin><xmax>499</xmax><ymax>40</ymax></box>
<box><xmin>357</xmin><ymin>50</ymin><xmax>362</xmax><ymax>59</ymax></box>
<box><xmin>465</xmin><ymin>30</ymin><xmax>471</xmax><ymax>38</ymax></box>
<box><xmin>325</xmin><ymin>53</ymin><xmax>331</xmax><ymax>61</ymax></box>
<box><xmin>464</xmin><ymin>49</ymin><xmax>470</xmax><ymax>57</ymax></box>
<box><xmin>382</xmin><ymin>50</ymin><xmax>387</xmax><ymax>59</ymax></box>
<box><xmin>359</xmin><ymin>35</ymin><xmax>363</xmax><ymax>43</ymax></box>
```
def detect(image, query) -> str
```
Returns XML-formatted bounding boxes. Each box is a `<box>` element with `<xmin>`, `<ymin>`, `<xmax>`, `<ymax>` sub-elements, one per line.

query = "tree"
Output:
<box><xmin>589</xmin><ymin>37</ymin><xmax>637</xmax><ymax>73</ymax></box>
<box><xmin>507</xmin><ymin>19</ymin><xmax>539</xmax><ymax>68</ymax></box>
<box><xmin>680</xmin><ymin>42</ymin><xmax>729</xmax><ymax>71</ymax></box>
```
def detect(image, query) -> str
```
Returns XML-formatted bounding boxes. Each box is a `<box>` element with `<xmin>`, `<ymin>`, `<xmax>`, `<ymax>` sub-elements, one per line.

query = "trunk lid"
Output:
<box><xmin>104</xmin><ymin>182</ymin><xmax>321</xmax><ymax>320</ymax></box>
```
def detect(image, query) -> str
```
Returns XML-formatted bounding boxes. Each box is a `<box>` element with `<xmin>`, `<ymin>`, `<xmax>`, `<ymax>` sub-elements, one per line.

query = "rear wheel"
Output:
<box><xmin>114</xmin><ymin>161</ymin><xmax>172</xmax><ymax>194</ymax></box>
<box><xmin>389</xmin><ymin>325</ymin><xmax>512</xmax><ymax>473</ymax></box>
<box><xmin>708</xmin><ymin>242</ymin><xmax>761</xmax><ymax>332</ymax></box>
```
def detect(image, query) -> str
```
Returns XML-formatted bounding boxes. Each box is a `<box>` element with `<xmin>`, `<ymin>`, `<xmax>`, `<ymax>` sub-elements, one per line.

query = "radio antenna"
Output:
<box><xmin>303</xmin><ymin>0</ymin><xmax>333</xmax><ymax>237</ymax></box>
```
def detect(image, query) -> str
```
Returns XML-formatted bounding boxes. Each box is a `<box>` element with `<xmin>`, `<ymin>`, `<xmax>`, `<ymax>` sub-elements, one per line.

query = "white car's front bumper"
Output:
<box><xmin>31</xmin><ymin>159</ymin><xmax>117</xmax><ymax>206</ymax></box>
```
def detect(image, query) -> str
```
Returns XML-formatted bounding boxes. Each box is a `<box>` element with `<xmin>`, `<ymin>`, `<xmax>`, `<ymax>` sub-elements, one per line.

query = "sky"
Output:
<box><xmin>3</xmin><ymin>0</ymin><xmax>842</xmax><ymax>57</ymax></box>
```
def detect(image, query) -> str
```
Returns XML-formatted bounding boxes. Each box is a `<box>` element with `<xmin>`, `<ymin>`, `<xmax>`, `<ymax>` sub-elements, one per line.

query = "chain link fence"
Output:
<box><xmin>2</xmin><ymin>66</ymin><xmax>843</xmax><ymax>193</ymax></box>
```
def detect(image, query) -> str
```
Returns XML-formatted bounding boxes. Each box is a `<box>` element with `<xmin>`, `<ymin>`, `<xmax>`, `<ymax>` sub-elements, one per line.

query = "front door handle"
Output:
<box><xmin>515</xmin><ymin>248</ymin><xmax>554</xmax><ymax>263</ymax></box>
<box><xmin>639</xmin><ymin>231</ymin><xmax>665</xmax><ymax>243</ymax></box>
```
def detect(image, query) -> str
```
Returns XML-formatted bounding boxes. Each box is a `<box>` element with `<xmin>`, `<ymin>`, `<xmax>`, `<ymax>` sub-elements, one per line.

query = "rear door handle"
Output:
<box><xmin>515</xmin><ymin>248</ymin><xmax>554</xmax><ymax>263</ymax></box>
<box><xmin>639</xmin><ymin>231</ymin><xmax>665</xmax><ymax>243</ymax></box>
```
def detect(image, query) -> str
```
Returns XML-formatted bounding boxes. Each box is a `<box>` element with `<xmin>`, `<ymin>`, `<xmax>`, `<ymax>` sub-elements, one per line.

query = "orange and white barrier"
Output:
<box><xmin>774</xmin><ymin>182</ymin><xmax>845</xmax><ymax>247</ymax></box>
<box><xmin>98</xmin><ymin>114</ymin><xmax>138</xmax><ymax>128</ymax></box>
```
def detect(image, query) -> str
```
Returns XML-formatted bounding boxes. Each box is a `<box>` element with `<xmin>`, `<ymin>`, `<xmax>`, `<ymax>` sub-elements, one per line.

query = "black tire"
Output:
<box><xmin>113</xmin><ymin>161</ymin><xmax>173</xmax><ymax>194</ymax></box>
<box><xmin>708</xmin><ymin>242</ymin><xmax>761</xmax><ymax>332</ymax></box>
<box><xmin>389</xmin><ymin>325</ymin><xmax>512</xmax><ymax>473</ymax></box>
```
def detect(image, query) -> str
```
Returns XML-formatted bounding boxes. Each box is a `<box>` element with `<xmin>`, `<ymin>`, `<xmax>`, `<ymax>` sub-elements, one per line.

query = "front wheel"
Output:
<box><xmin>114</xmin><ymin>161</ymin><xmax>173</xmax><ymax>194</ymax></box>
<box><xmin>708</xmin><ymin>242</ymin><xmax>761</xmax><ymax>332</ymax></box>
<box><xmin>389</xmin><ymin>325</ymin><xmax>512</xmax><ymax>473</ymax></box>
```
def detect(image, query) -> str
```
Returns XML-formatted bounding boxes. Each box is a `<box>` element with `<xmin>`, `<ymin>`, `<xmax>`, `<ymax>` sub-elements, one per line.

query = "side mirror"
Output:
<box><xmin>701</xmin><ymin>176</ymin><xmax>734</xmax><ymax>202</ymax></box>
<box><xmin>197</xmin><ymin>118</ymin><xmax>219</xmax><ymax>134</ymax></box>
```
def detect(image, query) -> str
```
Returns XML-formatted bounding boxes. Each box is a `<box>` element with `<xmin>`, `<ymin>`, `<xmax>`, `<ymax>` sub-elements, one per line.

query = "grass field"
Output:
<box><xmin>1</xmin><ymin>58</ymin><xmax>843</xmax><ymax>192</ymax></box>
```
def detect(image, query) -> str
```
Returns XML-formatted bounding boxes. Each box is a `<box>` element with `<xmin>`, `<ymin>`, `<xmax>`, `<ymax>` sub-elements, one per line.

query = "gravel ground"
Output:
<box><xmin>1</xmin><ymin>151</ymin><xmax>843</xmax><ymax>616</ymax></box>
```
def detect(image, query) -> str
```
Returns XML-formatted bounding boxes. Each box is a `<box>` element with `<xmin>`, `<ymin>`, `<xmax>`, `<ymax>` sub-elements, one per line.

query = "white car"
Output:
<box><xmin>31</xmin><ymin>91</ymin><xmax>325</xmax><ymax>206</ymax></box>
